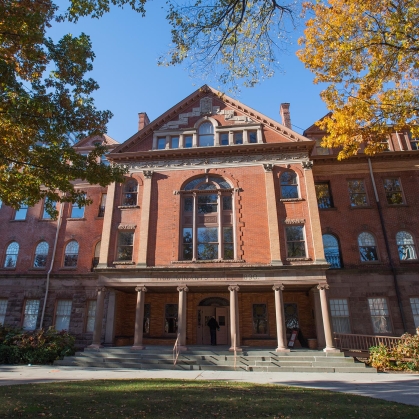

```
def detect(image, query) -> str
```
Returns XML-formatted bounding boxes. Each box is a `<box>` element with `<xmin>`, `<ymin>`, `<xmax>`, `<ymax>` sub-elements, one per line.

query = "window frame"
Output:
<box><xmin>116</xmin><ymin>230</ymin><xmax>134</xmax><ymax>262</ymax></box>
<box><xmin>368</xmin><ymin>298</ymin><xmax>393</xmax><ymax>334</ymax></box>
<box><xmin>315</xmin><ymin>182</ymin><xmax>334</xmax><ymax>209</ymax></box>
<box><xmin>198</xmin><ymin>121</ymin><xmax>214</xmax><ymax>147</ymax></box>
<box><xmin>0</xmin><ymin>298</ymin><xmax>8</xmax><ymax>325</ymax></box>
<box><xmin>4</xmin><ymin>241</ymin><xmax>19</xmax><ymax>268</ymax></box>
<box><xmin>70</xmin><ymin>199</ymin><xmax>85</xmax><ymax>219</ymax></box>
<box><xmin>396</xmin><ymin>231</ymin><xmax>417</xmax><ymax>261</ymax></box>
<box><xmin>322</xmin><ymin>234</ymin><xmax>342</xmax><ymax>268</ymax></box>
<box><xmin>42</xmin><ymin>198</ymin><xmax>56</xmax><ymax>219</ymax></box>
<box><xmin>410</xmin><ymin>297</ymin><xmax>419</xmax><ymax>329</ymax></box>
<box><xmin>22</xmin><ymin>299</ymin><xmax>40</xmax><ymax>331</ymax></box>
<box><xmin>329</xmin><ymin>299</ymin><xmax>351</xmax><ymax>333</ymax></box>
<box><xmin>358</xmin><ymin>232</ymin><xmax>379</xmax><ymax>262</ymax></box>
<box><xmin>64</xmin><ymin>240</ymin><xmax>79</xmax><ymax>267</ymax></box>
<box><xmin>252</xmin><ymin>303</ymin><xmax>269</xmax><ymax>335</ymax></box>
<box><xmin>121</xmin><ymin>180</ymin><xmax>138</xmax><ymax>207</ymax></box>
<box><xmin>280</xmin><ymin>171</ymin><xmax>299</xmax><ymax>200</ymax></box>
<box><xmin>383</xmin><ymin>177</ymin><xmax>405</xmax><ymax>205</ymax></box>
<box><xmin>14</xmin><ymin>205</ymin><xmax>28</xmax><ymax>220</ymax></box>
<box><xmin>33</xmin><ymin>241</ymin><xmax>49</xmax><ymax>268</ymax></box>
<box><xmin>347</xmin><ymin>179</ymin><xmax>369</xmax><ymax>207</ymax></box>
<box><xmin>285</xmin><ymin>225</ymin><xmax>307</xmax><ymax>259</ymax></box>
<box><xmin>54</xmin><ymin>299</ymin><xmax>72</xmax><ymax>331</ymax></box>
<box><xmin>164</xmin><ymin>303</ymin><xmax>178</xmax><ymax>335</ymax></box>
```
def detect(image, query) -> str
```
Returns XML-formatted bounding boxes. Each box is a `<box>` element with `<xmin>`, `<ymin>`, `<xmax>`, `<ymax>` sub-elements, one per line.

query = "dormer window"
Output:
<box><xmin>198</xmin><ymin>122</ymin><xmax>214</xmax><ymax>147</ymax></box>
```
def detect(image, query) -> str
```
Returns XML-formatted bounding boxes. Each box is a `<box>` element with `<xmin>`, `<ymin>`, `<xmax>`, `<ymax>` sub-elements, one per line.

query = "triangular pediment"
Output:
<box><xmin>74</xmin><ymin>134</ymin><xmax>119</xmax><ymax>149</ymax></box>
<box><xmin>112</xmin><ymin>85</ymin><xmax>310</xmax><ymax>155</ymax></box>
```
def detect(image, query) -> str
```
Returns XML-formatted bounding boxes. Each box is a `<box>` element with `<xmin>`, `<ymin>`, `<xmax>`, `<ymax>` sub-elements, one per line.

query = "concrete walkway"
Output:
<box><xmin>0</xmin><ymin>365</ymin><xmax>418</xmax><ymax>407</ymax></box>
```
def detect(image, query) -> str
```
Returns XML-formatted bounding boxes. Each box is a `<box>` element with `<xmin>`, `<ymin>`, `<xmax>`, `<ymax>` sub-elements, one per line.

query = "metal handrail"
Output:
<box><xmin>173</xmin><ymin>333</ymin><xmax>180</xmax><ymax>366</ymax></box>
<box><xmin>334</xmin><ymin>332</ymin><xmax>401</xmax><ymax>352</ymax></box>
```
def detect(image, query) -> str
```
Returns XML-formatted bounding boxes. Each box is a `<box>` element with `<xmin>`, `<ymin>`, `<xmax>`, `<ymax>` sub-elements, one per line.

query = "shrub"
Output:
<box><xmin>0</xmin><ymin>325</ymin><xmax>75</xmax><ymax>365</ymax></box>
<box><xmin>369</xmin><ymin>328</ymin><xmax>419</xmax><ymax>371</ymax></box>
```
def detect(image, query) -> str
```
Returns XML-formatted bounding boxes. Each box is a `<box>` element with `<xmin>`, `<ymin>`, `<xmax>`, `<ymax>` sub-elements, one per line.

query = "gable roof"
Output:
<box><xmin>74</xmin><ymin>134</ymin><xmax>119</xmax><ymax>149</ymax></box>
<box><xmin>112</xmin><ymin>85</ymin><xmax>309</xmax><ymax>154</ymax></box>
<box><xmin>303</xmin><ymin>112</ymin><xmax>332</xmax><ymax>136</ymax></box>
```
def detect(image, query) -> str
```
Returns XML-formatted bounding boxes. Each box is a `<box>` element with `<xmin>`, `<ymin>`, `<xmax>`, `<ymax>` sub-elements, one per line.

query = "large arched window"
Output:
<box><xmin>34</xmin><ymin>241</ymin><xmax>49</xmax><ymax>268</ymax></box>
<box><xmin>358</xmin><ymin>232</ymin><xmax>378</xmax><ymax>261</ymax></box>
<box><xmin>64</xmin><ymin>241</ymin><xmax>79</xmax><ymax>267</ymax></box>
<box><xmin>181</xmin><ymin>176</ymin><xmax>234</xmax><ymax>260</ymax></box>
<box><xmin>198</xmin><ymin>122</ymin><xmax>214</xmax><ymax>147</ymax></box>
<box><xmin>280</xmin><ymin>171</ymin><xmax>299</xmax><ymax>199</ymax></box>
<box><xmin>4</xmin><ymin>242</ymin><xmax>19</xmax><ymax>268</ymax></box>
<box><xmin>396</xmin><ymin>231</ymin><xmax>417</xmax><ymax>260</ymax></box>
<box><xmin>122</xmin><ymin>179</ymin><xmax>138</xmax><ymax>206</ymax></box>
<box><xmin>322</xmin><ymin>234</ymin><xmax>342</xmax><ymax>268</ymax></box>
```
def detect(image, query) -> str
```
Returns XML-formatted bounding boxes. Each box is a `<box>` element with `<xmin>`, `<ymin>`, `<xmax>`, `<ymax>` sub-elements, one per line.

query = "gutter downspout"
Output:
<box><xmin>367</xmin><ymin>158</ymin><xmax>407</xmax><ymax>332</ymax></box>
<box><xmin>39</xmin><ymin>200</ymin><xmax>64</xmax><ymax>329</ymax></box>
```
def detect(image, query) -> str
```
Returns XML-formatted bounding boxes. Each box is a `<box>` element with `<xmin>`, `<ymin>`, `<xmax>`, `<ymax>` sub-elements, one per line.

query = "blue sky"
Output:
<box><xmin>51</xmin><ymin>2</ymin><xmax>328</xmax><ymax>143</ymax></box>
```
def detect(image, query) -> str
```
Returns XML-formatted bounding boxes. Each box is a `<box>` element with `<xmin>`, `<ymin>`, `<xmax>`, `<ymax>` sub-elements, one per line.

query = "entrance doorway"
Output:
<box><xmin>197</xmin><ymin>297</ymin><xmax>229</xmax><ymax>345</ymax></box>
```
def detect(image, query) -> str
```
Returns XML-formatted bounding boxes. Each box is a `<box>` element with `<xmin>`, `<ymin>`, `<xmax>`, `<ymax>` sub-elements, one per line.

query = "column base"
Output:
<box><xmin>88</xmin><ymin>344</ymin><xmax>102</xmax><ymax>350</ymax></box>
<box><xmin>275</xmin><ymin>347</ymin><xmax>291</xmax><ymax>352</ymax></box>
<box><xmin>136</xmin><ymin>263</ymin><xmax>147</xmax><ymax>268</ymax></box>
<box><xmin>229</xmin><ymin>347</ymin><xmax>242</xmax><ymax>352</ymax></box>
<box><xmin>131</xmin><ymin>345</ymin><xmax>146</xmax><ymax>350</ymax></box>
<box><xmin>323</xmin><ymin>347</ymin><xmax>340</xmax><ymax>353</ymax></box>
<box><xmin>271</xmin><ymin>259</ymin><xmax>283</xmax><ymax>266</ymax></box>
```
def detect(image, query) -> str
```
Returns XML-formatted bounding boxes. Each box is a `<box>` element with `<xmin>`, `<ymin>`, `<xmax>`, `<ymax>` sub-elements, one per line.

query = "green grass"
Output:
<box><xmin>0</xmin><ymin>379</ymin><xmax>418</xmax><ymax>418</ymax></box>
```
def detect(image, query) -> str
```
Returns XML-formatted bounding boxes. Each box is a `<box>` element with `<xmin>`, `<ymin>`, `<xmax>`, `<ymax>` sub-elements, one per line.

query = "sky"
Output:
<box><xmin>50</xmin><ymin>2</ymin><xmax>329</xmax><ymax>143</ymax></box>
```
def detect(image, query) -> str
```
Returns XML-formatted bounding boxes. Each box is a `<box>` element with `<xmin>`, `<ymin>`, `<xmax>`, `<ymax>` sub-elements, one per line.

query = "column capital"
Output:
<box><xmin>263</xmin><ymin>163</ymin><xmax>274</xmax><ymax>172</ymax></box>
<box><xmin>317</xmin><ymin>282</ymin><xmax>330</xmax><ymax>291</ymax></box>
<box><xmin>272</xmin><ymin>284</ymin><xmax>285</xmax><ymax>292</ymax></box>
<box><xmin>301</xmin><ymin>160</ymin><xmax>314</xmax><ymax>170</ymax></box>
<box><xmin>142</xmin><ymin>170</ymin><xmax>153</xmax><ymax>179</ymax></box>
<box><xmin>228</xmin><ymin>285</ymin><xmax>240</xmax><ymax>292</ymax></box>
<box><xmin>135</xmin><ymin>286</ymin><xmax>147</xmax><ymax>293</ymax></box>
<box><xmin>96</xmin><ymin>286</ymin><xmax>107</xmax><ymax>293</ymax></box>
<box><xmin>177</xmin><ymin>285</ymin><xmax>189</xmax><ymax>292</ymax></box>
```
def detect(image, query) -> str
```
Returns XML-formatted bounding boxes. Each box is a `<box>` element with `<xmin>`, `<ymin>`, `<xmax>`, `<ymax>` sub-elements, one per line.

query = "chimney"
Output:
<box><xmin>138</xmin><ymin>112</ymin><xmax>150</xmax><ymax>131</ymax></box>
<box><xmin>280</xmin><ymin>103</ymin><xmax>292</xmax><ymax>129</ymax></box>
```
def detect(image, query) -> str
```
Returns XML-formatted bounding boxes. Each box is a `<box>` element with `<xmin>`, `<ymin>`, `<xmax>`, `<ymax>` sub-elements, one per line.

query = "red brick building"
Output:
<box><xmin>0</xmin><ymin>85</ymin><xmax>418</xmax><ymax>351</ymax></box>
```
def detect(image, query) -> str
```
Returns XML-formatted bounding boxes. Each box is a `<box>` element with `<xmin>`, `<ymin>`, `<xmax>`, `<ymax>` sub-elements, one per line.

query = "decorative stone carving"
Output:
<box><xmin>263</xmin><ymin>163</ymin><xmax>274</xmax><ymax>172</ymax></box>
<box><xmin>173</xmin><ymin>190</ymin><xmax>180</xmax><ymax>195</ymax></box>
<box><xmin>200</xmin><ymin>97</ymin><xmax>213</xmax><ymax>114</ymax></box>
<box><xmin>272</xmin><ymin>284</ymin><xmax>285</xmax><ymax>291</ymax></box>
<box><xmin>284</xmin><ymin>218</ymin><xmax>306</xmax><ymax>224</ymax></box>
<box><xmin>228</xmin><ymin>285</ymin><xmax>240</xmax><ymax>292</ymax></box>
<box><xmin>135</xmin><ymin>286</ymin><xmax>147</xmax><ymax>293</ymax></box>
<box><xmin>96</xmin><ymin>286</ymin><xmax>107</xmax><ymax>293</ymax></box>
<box><xmin>177</xmin><ymin>285</ymin><xmax>189</xmax><ymax>292</ymax></box>
<box><xmin>301</xmin><ymin>160</ymin><xmax>314</xmax><ymax>170</ymax></box>
<box><xmin>118</xmin><ymin>224</ymin><xmax>136</xmax><ymax>230</ymax></box>
<box><xmin>143</xmin><ymin>170</ymin><xmax>153</xmax><ymax>179</ymax></box>
<box><xmin>317</xmin><ymin>283</ymin><xmax>330</xmax><ymax>291</ymax></box>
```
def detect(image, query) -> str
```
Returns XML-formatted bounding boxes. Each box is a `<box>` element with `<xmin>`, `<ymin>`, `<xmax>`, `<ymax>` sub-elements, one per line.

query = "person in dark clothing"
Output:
<box><xmin>207</xmin><ymin>316</ymin><xmax>219</xmax><ymax>346</ymax></box>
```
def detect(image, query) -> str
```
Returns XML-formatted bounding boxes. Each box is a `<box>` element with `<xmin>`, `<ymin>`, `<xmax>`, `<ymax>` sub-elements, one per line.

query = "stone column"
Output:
<box><xmin>177</xmin><ymin>286</ymin><xmax>189</xmax><ymax>350</ymax></box>
<box><xmin>104</xmin><ymin>289</ymin><xmax>116</xmax><ymax>346</ymax></box>
<box><xmin>243</xmin><ymin>130</ymin><xmax>249</xmax><ymax>144</ymax></box>
<box><xmin>152</xmin><ymin>135</ymin><xmax>157</xmax><ymax>150</ymax></box>
<box><xmin>257</xmin><ymin>128</ymin><xmax>263</xmax><ymax>143</ymax></box>
<box><xmin>89</xmin><ymin>287</ymin><xmax>106</xmax><ymax>349</ymax></box>
<box><xmin>302</xmin><ymin>161</ymin><xmax>327</xmax><ymax>263</ymax></box>
<box><xmin>228</xmin><ymin>131</ymin><xmax>234</xmax><ymax>145</ymax></box>
<box><xmin>97</xmin><ymin>182</ymin><xmax>116</xmax><ymax>268</ymax></box>
<box><xmin>228</xmin><ymin>285</ymin><xmax>241</xmax><ymax>351</ymax></box>
<box><xmin>310</xmin><ymin>287</ymin><xmax>326</xmax><ymax>349</ymax></box>
<box><xmin>263</xmin><ymin>164</ymin><xmax>282</xmax><ymax>265</ymax></box>
<box><xmin>179</xmin><ymin>134</ymin><xmax>185</xmax><ymax>149</ymax></box>
<box><xmin>132</xmin><ymin>286</ymin><xmax>147</xmax><ymax>350</ymax></box>
<box><xmin>192</xmin><ymin>132</ymin><xmax>198</xmax><ymax>147</ymax></box>
<box><xmin>317</xmin><ymin>283</ymin><xmax>339</xmax><ymax>352</ymax></box>
<box><xmin>273</xmin><ymin>284</ymin><xmax>290</xmax><ymax>352</ymax></box>
<box><xmin>137</xmin><ymin>170</ymin><xmax>153</xmax><ymax>267</ymax></box>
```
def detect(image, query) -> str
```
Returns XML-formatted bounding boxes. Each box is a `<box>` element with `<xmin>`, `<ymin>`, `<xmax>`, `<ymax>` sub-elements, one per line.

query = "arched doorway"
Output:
<box><xmin>197</xmin><ymin>297</ymin><xmax>230</xmax><ymax>345</ymax></box>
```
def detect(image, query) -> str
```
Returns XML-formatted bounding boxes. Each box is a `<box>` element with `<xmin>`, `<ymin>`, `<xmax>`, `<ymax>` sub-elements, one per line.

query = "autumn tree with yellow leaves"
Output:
<box><xmin>298</xmin><ymin>0</ymin><xmax>419</xmax><ymax>159</ymax></box>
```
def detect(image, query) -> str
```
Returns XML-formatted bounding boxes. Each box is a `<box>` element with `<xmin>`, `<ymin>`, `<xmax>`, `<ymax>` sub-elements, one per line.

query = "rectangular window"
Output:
<box><xmin>252</xmin><ymin>304</ymin><xmax>268</xmax><ymax>334</ymax></box>
<box><xmin>70</xmin><ymin>200</ymin><xmax>85</xmax><ymax>218</ymax></box>
<box><xmin>144</xmin><ymin>303</ymin><xmax>150</xmax><ymax>334</ymax></box>
<box><xmin>55</xmin><ymin>300</ymin><xmax>72</xmax><ymax>331</ymax></box>
<box><xmin>315</xmin><ymin>139</ymin><xmax>330</xmax><ymax>155</ymax></box>
<box><xmin>197</xmin><ymin>227</ymin><xmax>218</xmax><ymax>260</ymax></box>
<box><xmin>410</xmin><ymin>298</ymin><xmax>419</xmax><ymax>329</ymax></box>
<box><xmin>329</xmin><ymin>299</ymin><xmax>351</xmax><ymax>333</ymax></box>
<box><xmin>285</xmin><ymin>226</ymin><xmax>306</xmax><ymax>258</ymax></box>
<box><xmin>100</xmin><ymin>154</ymin><xmax>110</xmax><ymax>166</ymax></box>
<box><xmin>157</xmin><ymin>138</ymin><xmax>166</xmax><ymax>149</ymax></box>
<box><xmin>14</xmin><ymin>205</ymin><xmax>28</xmax><ymax>220</ymax></box>
<box><xmin>182</xmin><ymin>228</ymin><xmax>193</xmax><ymax>260</ymax></box>
<box><xmin>249</xmin><ymin>131</ymin><xmax>257</xmax><ymax>143</ymax></box>
<box><xmin>117</xmin><ymin>231</ymin><xmax>134</xmax><ymax>261</ymax></box>
<box><xmin>171</xmin><ymin>137</ymin><xmax>179</xmax><ymax>149</ymax></box>
<box><xmin>315</xmin><ymin>182</ymin><xmax>333</xmax><ymax>209</ymax></box>
<box><xmin>348</xmin><ymin>180</ymin><xmax>368</xmax><ymax>207</ymax></box>
<box><xmin>223</xmin><ymin>227</ymin><xmax>234</xmax><ymax>259</ymax></box>
<box><xmin>408</xmin><ymin>133</ymin><xmax>419</xmax><ymax>150</ymax></box>
<box><xmin>42</xmin><ymin>198</ymin><xmax>56</xmax><ymax>219</ymax></box>
<box><xmin>234</xmin><ymin>132</ymin><xmax>243</xmax><ymax>144</ymax></box>
<box><xmin>165</xmin><ymin>304</ymin><xmax>178</xmax><ymax>334</ymax></box>
<box><xmin>0</xmin><ymin>299</ymin><xmax>7</xmax><ymax>325</ymax></box>
<box><xmin>368</xmin><ymin>298</ymin><xmax>392</xmax><ymax>334</ymax></box>
<box><xmin>85</xmin><ymin>300</ymin><xmax>97</xmax><ymax>332</ymax></box>
<box><xmin>383</xmin><ymin>178</ymin><xmax>404</xmax><ymax>205</ymax></box>
<box><xmin>23</xmin><ymin>299</ymin><xmax>40</xmax><ymax>331</ymax></box>
<box><xmin>220</xmin><ymin>133</ymin><xmax>229</xmax><ymax>146</ymax></box>
<box><xmin>184</xmin><ymin>136</ymin><xmax>193</xmax><ymax>148</ymax></box>
<box><xmin>98</xmin><ymin>193</ymin><xmax>107</xmax><ymax>217</ymax></box>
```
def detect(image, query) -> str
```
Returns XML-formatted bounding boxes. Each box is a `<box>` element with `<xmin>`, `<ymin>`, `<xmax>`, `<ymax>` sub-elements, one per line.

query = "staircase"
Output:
<box><xmin>55</xmin><ymin>346</ymin><xmax>376</xmax><ymax>373</ymax></box>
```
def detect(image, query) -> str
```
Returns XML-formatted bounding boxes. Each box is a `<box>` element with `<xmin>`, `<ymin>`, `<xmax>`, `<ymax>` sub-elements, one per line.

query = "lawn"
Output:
<box><xmin>0</xmin><ymin>379</ymin><xmax>417</xmax><ymax>418</ymax></box>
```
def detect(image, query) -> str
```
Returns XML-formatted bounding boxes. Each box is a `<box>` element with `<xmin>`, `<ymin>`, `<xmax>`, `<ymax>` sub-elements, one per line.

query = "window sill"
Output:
<box><xmin>113</xmin><ymin>261</ymin><xmax>135</xmax><ymax>265</ymax></box>
<box><xmin>399</xmin><ymin>259</ymin><xmax>419</xmax><ymax>264</ymax></box>
<box><xmin>286</xmin><ymin>257</ymin><xmax>312</xmax><ymax>262</ymax></box>
<box><xmin>279</xmin><ymin>198</ymin><xmax>304</xmax><ymax>202</ymax></box>
<box><xmin>28</xmin><ymin>267</ymin><xmax>46</xmax><ymax>271</ymax></box>
<box><xmin>118</xmin><ymin>205</ymin><xmax>140</xmax><ymax>210</ymax></box>
<box><xmin>59</xmin><ymin>267</ymin><xmax>78</xmax><ymax>270</ymax></box>
<box><xmin>385</xmin><ymin>203</ymin><xmax>408</xmax><ymax>207</ymax></box>
<box><xmin>359</xmin><ymin>261</ymin><xmax>382</xmax><ymax>264</ymax></box>
<box><xmin>38</xmin><ymin>219</ymin><xmax>54</xmax><ymax>222</ymax></box>
<box><xmin>172</xmin><ymin>259</ymin><xmax>245</xmax><ymax>264</ymax></box>
<box><xmin>67</xmin><ymin>218</ymin><xmax>86</xmax><ymax>221</ymax></box>
<box><xmin>349</xmin><ymin>206</ymin><xmax>373</xmax><ymax>210</ymax></box>
<box><xmin>9</xmin><ymin>219</ymin><xmax>26</xmax><ymax>222</ymax></box>
<box><xmin>95</xmin><ymin>216</ymin><xmax>105</xmax><ymax>220</ymax></box>
<box><xmin>0</xmin><ymin>267</ymin><xmax>16</xmax><ymax>271</ymax></box>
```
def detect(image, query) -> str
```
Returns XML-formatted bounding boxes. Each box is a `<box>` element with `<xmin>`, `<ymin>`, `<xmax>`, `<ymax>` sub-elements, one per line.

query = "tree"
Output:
<box><xmin>297</xmin><ymin>0</ymin><xmax>419</xmax><ymax>159</ymax></box>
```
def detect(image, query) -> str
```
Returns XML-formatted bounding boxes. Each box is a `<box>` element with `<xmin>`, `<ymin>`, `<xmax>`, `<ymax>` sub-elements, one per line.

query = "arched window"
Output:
<box><xmin>396</xmin><ymin>231</ymin><xmax>417</xmax><ymax>260</ymax></box>
<box><xmin>64</xmin><ymin>241</ymin><xmax>79</xmax><ymax>267</ymax></box>
<box><xmin>358</xmin><ymin>232</ymin><xmax>378</xmax><ymax>261</ymax></box>
<box><xmin>198</xmin><ymin>122</ymin><xmax>214</xmax><ymax>147</ymax></box>
<box><xmin>4</xmin><ymin>242</ymin><xmax>19</xmax><ymax>268</ymax></box>
<box><xmin>181</xmin><ymin>176</ymin><xmax>234</xmax><ymax>260</ymax></box>
<box><xmin>122</xmin><ymin>180</ymin><xmax>138</xmax><ymax>206</ymax></box>
<box><xmin>34</xmin><ymin>241</ymin><xmax>49</xmax><ymax>268</ymax></box>
<box><xmin>280</xmin><ymin>171</ymin><xmax>299</xmax><ymax>199</ymax></box>
<box><xmin>92</xmin><ymin>241</ymin><xmax>101</xmax><ymax>268</ymax></box>
<box><xmin>322</xmin><ymin>234</ymin><xmax>342</xmax><ymax>268</ymax></box>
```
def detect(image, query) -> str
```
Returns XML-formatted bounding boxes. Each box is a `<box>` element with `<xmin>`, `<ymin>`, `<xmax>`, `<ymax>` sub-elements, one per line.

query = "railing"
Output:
<box><xmin>334</xmin><ymin>332</ymin><xmax>402</xmax><ymax>352</ymax></box>
<box><xmin>173</xmin><ymin>333</ymin><xmax>180</xmax><ymax>366</ymax></box>
<box><xmin>324</xmin><ymin>253</ymin><xmax>342</xmax><ymax>269</ymax></box>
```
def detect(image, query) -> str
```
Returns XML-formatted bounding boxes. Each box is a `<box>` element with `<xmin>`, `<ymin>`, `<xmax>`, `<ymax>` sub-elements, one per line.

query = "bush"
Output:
<box><xmin>369</xmin><ymin>328</ymin><xmax>419</xmax><ymax>371</ymax></box>
<box><xmin>0</xmin><ymin>325</ymin><xmax>75</xmax><ymax>365</ymax></box>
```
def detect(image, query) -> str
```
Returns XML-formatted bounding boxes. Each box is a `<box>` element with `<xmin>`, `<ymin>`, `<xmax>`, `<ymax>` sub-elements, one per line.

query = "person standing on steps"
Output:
<box><xmin>207</xmin><ymin>316</ymin><xmax>220</xmax><ymax>346</ymax></box>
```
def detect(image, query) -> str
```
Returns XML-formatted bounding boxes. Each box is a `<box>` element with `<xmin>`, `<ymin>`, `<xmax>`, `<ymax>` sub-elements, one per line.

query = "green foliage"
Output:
<box><xmin>0</xmin><ymin>325</ymin><xmax>75</xmax><ymax>365</ymax></box>
<box><xmin>369</xmin><ymin>329</ymin><xmax>419</xmax><ymax>371</ymax></box>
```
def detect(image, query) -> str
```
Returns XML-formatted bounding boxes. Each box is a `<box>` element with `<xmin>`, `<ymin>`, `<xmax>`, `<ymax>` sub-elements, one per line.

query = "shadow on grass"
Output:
<box><xmin>0</xmin><ymin>379</ymin><xmax>418</xmax><ymax>418</ymax></box>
